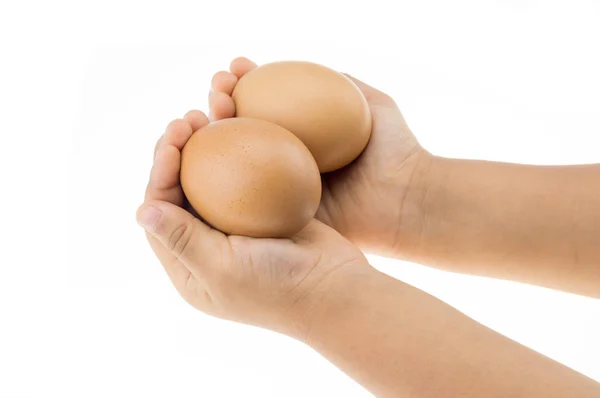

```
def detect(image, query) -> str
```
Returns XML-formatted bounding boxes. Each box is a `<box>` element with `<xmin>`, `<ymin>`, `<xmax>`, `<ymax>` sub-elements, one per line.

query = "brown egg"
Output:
<box><xmin>180</xmin><ymin>117</ymin><xmax>321</xmax><ymax>238</ymax></box>
<box><xmin>232</xmin><ymin>61</ymin><xmax>372</xmax><ymax>173</ymax></box>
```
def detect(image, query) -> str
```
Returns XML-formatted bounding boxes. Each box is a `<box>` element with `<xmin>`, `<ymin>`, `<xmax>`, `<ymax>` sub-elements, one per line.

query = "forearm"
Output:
<box><xmin>404</xmin><ymin>156</ymin><xmax>600</xmax><ymax>297</ymax></box>
<box><xmin>305</xmin><ymin>269</ymin><xmax>600</xmax><ymax>398</ymax></box>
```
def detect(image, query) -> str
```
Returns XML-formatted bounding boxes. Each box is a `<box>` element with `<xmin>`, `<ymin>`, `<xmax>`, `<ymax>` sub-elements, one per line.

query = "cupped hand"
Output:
<box><xmin>209</xmin><ymin>58</ymin><xmax>433</xmax><ymax>258</ymax></box>
<box><xmin>138</xmin><ymin>111</ymin><xmax>370</xmax><ymax>339</ymax></box>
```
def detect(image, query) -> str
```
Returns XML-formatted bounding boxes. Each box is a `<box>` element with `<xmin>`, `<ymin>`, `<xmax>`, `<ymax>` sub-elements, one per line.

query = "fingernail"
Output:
<box><xmin>137</xmin><ymin>205</ymin><xmax>162</xmax><ymax>231</ymax></box>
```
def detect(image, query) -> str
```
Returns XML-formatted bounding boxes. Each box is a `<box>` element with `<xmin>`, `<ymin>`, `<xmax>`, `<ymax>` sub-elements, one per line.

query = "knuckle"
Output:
<box><xmin>167</xmin><ymin>221</ymin><xmax>194</xmax><ymax>258</ymax></box>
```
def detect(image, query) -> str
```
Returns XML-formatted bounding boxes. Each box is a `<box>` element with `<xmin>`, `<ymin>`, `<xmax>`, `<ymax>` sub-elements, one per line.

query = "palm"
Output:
<box><xmin>317</xmin><ymin>92</ymin><xmax>424</xmax><ymax>251</ymax></box>
<box><xmin>179</xmin><ymin>222</ymin><xmax>347</xmax><ymax>333</ymax></box>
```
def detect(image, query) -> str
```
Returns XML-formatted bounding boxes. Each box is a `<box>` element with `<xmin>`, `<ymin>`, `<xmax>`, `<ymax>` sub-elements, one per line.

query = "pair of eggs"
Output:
<box><xmin>180</xmin><ymin>61</ymin><xmax>372</xmax><ymax>238</ymax></box>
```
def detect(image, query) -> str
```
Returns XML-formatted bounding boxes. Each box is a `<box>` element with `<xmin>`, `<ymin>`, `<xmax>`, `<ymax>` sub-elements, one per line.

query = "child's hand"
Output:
<box><xmin>209</xmin><ymin>58</ymin><xmax>432</xmax><ymax>258</ymax></box>
<box><xmin>138</xmin><ymin>111</ymin><xmax>370</xmax><ymax>339</ymax></box>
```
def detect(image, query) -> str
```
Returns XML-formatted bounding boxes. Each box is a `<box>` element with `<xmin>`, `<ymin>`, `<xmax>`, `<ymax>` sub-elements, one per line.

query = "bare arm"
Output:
<box><xmin>305</xmin><ymin>268</ymin><xmax>600</xmax><ymax>398</ymax></box>
<box><xmin>400</xmin><ymin>157</ymin><xmax>600</xmax><ymax>297</ymax></box>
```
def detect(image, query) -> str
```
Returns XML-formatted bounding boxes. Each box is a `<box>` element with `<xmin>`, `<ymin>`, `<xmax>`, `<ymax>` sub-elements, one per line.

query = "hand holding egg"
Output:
<box><xmin>139</xmin><ymin>56</ymin><xmax>425</xmax><ymax>342</ymax></box>
<box><xmin>182</xmin><ymin>61</ymin><xmax>373</xmax><ymax>238</ymax></box>
<box><xmin>208</xmin><ymin>57</ymin><xmax>426</xmax><ymax>252</ymax></box>
<box><xmin>232</xmin><ymin>61</ymin><xmax>372</xmax><ymax>173</ymax></box>
<box><xmin>139</xmin><ymin>110</ymin><xmax>370</xmax><ymax>338</ymax></box>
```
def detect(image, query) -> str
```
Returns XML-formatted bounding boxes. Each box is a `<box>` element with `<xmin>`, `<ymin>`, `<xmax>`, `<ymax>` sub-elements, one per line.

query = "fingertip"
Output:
<box><xmin>183</xmin><ymin>110</ymin><xmax>209</xmax><ymax>132</ymax></box>
<box><xmin>343</xmin><ymin>73</ymin><xmax>371</xmax><ymax>94</ymax></box>
<box><xmin>155</xmin><ymin>118</ymin><xmax>187</xmax><ymax>160</ymax></box>
<box><xmin>166</xmin><ymin>118</ymin><xmax>189</xmax><ymax>131</ymax></box>
<box><xmin>211</xmin><ymin>71</ymin><xmax>238</xmax><ymax>95</ymax></box>
<box><xmin>136</xmin><ymin>203</ymin><xmax>163</xmax><ymax>232</ymax></box>
<box><xmin>164</xmin><ymin>118</ymin><xmax>194</xmax><ymax>150</ymax></box>
<box><xmin>230</xmin><ymin>57</ymin><xmax>257</xmax><ymax>79</ymax></box>
<box><xmin>208</xmin><ymin>91</ymin><xmax>236</xmax><ymax>120</ymax></box>
<box><xmin>343</xmin><ymin>73</ymin><xmax>395</xmax><ymax>106</ymax></box>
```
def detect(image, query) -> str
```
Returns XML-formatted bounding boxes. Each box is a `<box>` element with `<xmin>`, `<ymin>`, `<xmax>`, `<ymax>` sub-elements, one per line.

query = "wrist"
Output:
<box><xmin>385</xmin><ymin>149</ymin><xmax>438</xmax><ymax>261</ymax></box>
<box><xmin>395</xmin><ymin>154</ymin><xmax>458</xmax><ymax>264</ymax></box>
<box><xmin>297</xmin><ymin>264</ymin><xmax>392</xmax><ymax>346</ymax></box>
<box><xmin>280</xmin><ymin>259</ymin><xmax>376</xmax><ymax>343</ymax></box>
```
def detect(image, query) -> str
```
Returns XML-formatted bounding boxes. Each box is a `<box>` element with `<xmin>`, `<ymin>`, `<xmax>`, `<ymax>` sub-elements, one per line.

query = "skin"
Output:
<box><xmin>141</xmin><ymin>112</ymin><xmax>369</xmax><ymax>339</ymax></box>
<box><xmin>136</xmin><ymin>57</ymin><xmax>600</xmax><ymax>397</ymax></box>
<box><xmin>210</xmin><ymin>57</ymin><xmax>600</xmax><ymax>298</ymax></box>
<box><xmin>413</xmin><ymin>158</ymin><xmax>600</xmax><ymax>298</ymax></box>
<box><xmin>210</xmin><ymin>58</ymin><xmax>427</xmax><ymax>258</ymax></box>
<box><xmin>308</xmin><ymin>269</ymin><xmax>600</xmax><ymax>398</ymax></box>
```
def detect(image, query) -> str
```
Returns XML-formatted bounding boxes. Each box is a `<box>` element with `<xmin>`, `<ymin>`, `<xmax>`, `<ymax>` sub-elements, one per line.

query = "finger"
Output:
<box><xmin>153</xmin><ymin>118</ymin><xmax>193</xmax><ymax>160</ymax></box>
<box><xmin>230</xmin><ymin>57</ymin><xmax>258</xmax><ymax>79</ymax></box>
<box><xmin>211</xmin><ymin>71</ymin><xmax>238</xmax><ymax>95</ymax></box>
<box><xmin>153</xmin><ymin>136</ymin><xmax>164</xmax><ymax>160</ymax></box>
<box><xmin>162</xmin><ymin>118</ymin><xmax>194</xmax><ymax>151</ymax></box>
<box><xmin>145</xmin><ymin>145</ymin><xmax>183</xmax><ymax>204</ymax></box>
<box><xmin>209</xmin><ymin>91</ymin><xmax>236</xmax><ymax>121</ymax></box>
<box><xmin>144</xmin><ymin>231</ymin><xmax>193</xmax><ymax>297</ymax></box>
<box><xmin>343</xmin><ymin>74</ymin><xmax>396</xmax><ymax>107</ymax></box>
<box><xmin>184</xmin><ymin>110</ymin><xmax>209</xmax><ymax>133</ymax></box>
<box><xmin>137</xmin><ymin>200</ymin><xmax>227</xmax><ymax>274</ymax></box>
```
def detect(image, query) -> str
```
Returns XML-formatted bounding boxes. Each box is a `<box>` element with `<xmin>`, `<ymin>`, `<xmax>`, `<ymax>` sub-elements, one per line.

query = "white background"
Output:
<box><xmin>1</xmin><ymin>0</ymin><xmax>599</xmax><ymax>397</ymax></box>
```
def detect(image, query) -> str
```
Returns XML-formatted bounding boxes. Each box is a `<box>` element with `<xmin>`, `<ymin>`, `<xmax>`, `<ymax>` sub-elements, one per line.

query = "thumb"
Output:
<box><xmin>343</xmin><ymin>73</ymin><xmax>396</xmax><ymax>107</ymax></box>
<box><xmin>136</xmin><ymin>200</ymin><xmax>223</xmax><ymax>266</ymax></box>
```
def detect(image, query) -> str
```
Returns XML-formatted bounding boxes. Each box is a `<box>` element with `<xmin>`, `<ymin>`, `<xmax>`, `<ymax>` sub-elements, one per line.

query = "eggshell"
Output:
<box><xmin>232</xmin><ymin>61</ymin><xmax>372</xmax><ymax>173</ymax></box>
<box><xmin>180</xmin><ymin>117</ymin><xmax>322</xmax><ymax>238</ymax></box>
